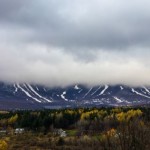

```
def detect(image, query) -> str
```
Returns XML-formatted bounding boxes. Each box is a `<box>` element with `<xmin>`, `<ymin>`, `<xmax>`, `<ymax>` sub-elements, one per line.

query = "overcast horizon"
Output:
<box><xmin>0</xmin><ymin>0</ymin><xmax>150</xmax><ymax>87</ymax></box>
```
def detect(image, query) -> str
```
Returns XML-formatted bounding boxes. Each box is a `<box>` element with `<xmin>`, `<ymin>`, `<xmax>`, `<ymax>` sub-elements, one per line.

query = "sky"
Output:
<box><xmin>0</xmin><ymin>0</ymin><xmax>150</xmax><ymax>87</ymax></box>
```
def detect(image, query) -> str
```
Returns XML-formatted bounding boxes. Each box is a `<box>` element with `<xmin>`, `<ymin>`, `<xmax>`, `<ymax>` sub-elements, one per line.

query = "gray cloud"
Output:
<box><xmin>0</xmin><ymin>0</ymin><xmax>150</xmax><ymax>86</ymax></box>
<box><xmin>1</xmin><ymin>0</ymin><xmax>150</xmax><ymax>49</ymax></box>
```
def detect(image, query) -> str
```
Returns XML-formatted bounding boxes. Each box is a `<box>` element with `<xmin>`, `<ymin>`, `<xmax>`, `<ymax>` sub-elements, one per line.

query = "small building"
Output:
<box><xmin>14</xmin><ymin>128</ymin><xmax>24</xmax><ymax>134</ymax></box>
<box><xmin>53</xmin><ymin>128</ymin><xmax>67</xmax><ymax>137</ymax></box>
<box><xmin>0</xmin><ymin>130</ymin><xmax>7</xmax><ymax>135</ymax></box>
<box><xmin>60</xmin><ymin>131</ymin><xmax>67</xmax><ymax>137</ymax></box>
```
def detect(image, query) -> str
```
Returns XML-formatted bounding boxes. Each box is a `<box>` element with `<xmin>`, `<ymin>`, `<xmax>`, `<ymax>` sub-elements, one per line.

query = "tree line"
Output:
<box><xmin>0</xmin><ymin>107</ymin><xmax>149</xmax><ymax>149</ymax></box>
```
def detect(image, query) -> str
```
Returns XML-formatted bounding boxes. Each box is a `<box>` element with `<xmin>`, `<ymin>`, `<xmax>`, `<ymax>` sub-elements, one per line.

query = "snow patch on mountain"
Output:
<box><xmin>83</xmin><ymin>88</ymin><xmax>93</xmax><ymax>98</ymax></box>
<box><xmin>143</xmin><ymin>86</ymin><xmax>150</xmax><ymax>95</ymax></box>
<box><xmin>91</xmin><ymin>86</ymin><xmax>101</xmax><ymax>96</ymax></box>
<box><xmin>36</xmin><ymin>86</ymin><xmax>39</xmax><ymax>91</ymax></box>
<box><xmin>27</xmin><ymin>84</ymin><xmax>52</xmax><ymax>102</ymax></box>
<box><xmin>74</xmin><ymin>85</ymin><xmax>80</xmax><ymax>90</ymax></box>
<box><xmin>13</xmin><ymin>84</ymin><xmax>18</xmax><ymax>94</ymax></box>
<box><xmin>98</xmin><ymin>85</ymin><xmax>108</xmax><ymax>95</ymax></box>
<box><xmin>120</xmin><ymin>86</ymin><xmax>124</xmax><ymax>90</ymax></box>
<box><xmin>114</xmin><ymin>97</ymin><xmax>123</xmax><ymax>103</ymax></box>
<box><xmin>61</xmin><ymin>91</ymin><xmax>68</xmax><ymax>101</ymax></box>
<box><xmin>131</xmin><ymin>88</ymin><xmax>150</xmax><ymax>99</ymax></box>
<box><xmin>17</xmin><ymin>84</ymin><xmax>42</xmax><ymax>103</ymax></box>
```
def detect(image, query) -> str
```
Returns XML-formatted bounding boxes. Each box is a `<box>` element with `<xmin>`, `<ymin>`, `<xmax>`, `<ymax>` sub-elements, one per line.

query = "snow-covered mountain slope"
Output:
<box><xmin>0</xmin><ymin>82</ymin><xmax>150</xmax><ymax>109</ymax></box>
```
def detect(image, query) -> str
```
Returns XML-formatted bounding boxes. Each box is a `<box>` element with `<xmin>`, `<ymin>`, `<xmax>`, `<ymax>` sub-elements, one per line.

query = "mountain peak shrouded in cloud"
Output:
<box><xmin>0</xmin><ymin>0</ymin><xmax>150</xmax><ymax>87</ymax></box>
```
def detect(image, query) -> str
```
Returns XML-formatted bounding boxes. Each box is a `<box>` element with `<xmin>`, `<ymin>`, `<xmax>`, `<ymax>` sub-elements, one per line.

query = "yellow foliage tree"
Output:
<box><xmin>106</xmin><ymin>128</ymin><xmax>116</xmax><ymax>137</ymax></box>
<box><xmin>8</xmin><ymin>114</ymin><xmax>18</xmax><ymax>125</ymax></box>
<box><xmin>116</xmin><ymin>112</ymin><xmax>126</xmax><ymax>122</ymax></box>
<box><xmin>0</xmin><ymin>140</ymin><xmax>8</xmax><ymax>150</ymax></box>
<box><xmin>116</xmin><ymin>109</ymin><xmax>143</xmax><ymax>123</ymax></box>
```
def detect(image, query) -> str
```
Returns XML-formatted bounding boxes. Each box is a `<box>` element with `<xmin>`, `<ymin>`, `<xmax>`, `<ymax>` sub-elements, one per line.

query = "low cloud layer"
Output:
<box><xmin>0</xmin><ymin>0</ymin><xmax>150</xmax><ymax>87</ymax></box>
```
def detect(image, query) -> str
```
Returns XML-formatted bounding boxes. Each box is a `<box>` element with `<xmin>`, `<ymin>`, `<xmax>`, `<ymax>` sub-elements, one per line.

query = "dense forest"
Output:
<box><xmin>0</xmin><ymin>107</ymin><xmax>150</xmax><ymax>150</ymax></box>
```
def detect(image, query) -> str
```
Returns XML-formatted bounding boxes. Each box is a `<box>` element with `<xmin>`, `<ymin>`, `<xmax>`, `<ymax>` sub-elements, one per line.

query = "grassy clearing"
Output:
<box><xmin>66</xmin><ymin>130</ymin><xmax>78</xmax><ymax>136</ymax></box>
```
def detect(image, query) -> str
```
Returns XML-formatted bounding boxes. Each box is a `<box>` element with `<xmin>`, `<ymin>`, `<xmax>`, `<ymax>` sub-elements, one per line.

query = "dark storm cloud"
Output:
<box><xmin>0</xmin><ymin>0</ymin><xmax>150</xmax><ymax>86</ymax></box>
<box><xmin>1</xmin><ymin>0</ymin><xmax>150</xmax><ymax>49</ymax></box>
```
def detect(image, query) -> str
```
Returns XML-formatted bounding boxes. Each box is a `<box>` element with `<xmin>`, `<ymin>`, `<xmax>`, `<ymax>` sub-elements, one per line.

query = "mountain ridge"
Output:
<box><xmin>0</xmin><ymin>82</ymin><xmax>150</xmax><ymax>109</ymax></box>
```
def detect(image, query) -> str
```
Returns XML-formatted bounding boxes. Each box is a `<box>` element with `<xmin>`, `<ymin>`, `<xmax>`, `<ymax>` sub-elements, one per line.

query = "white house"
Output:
<box><xmin>14</xmin><ymin>128</ymin><xmax>24</xmax><ymax>134</ymax></box>
<box><xmin>53</xmin><ymin>128</ymin><xmax>67</xmax><ymax>137</ymax></box>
